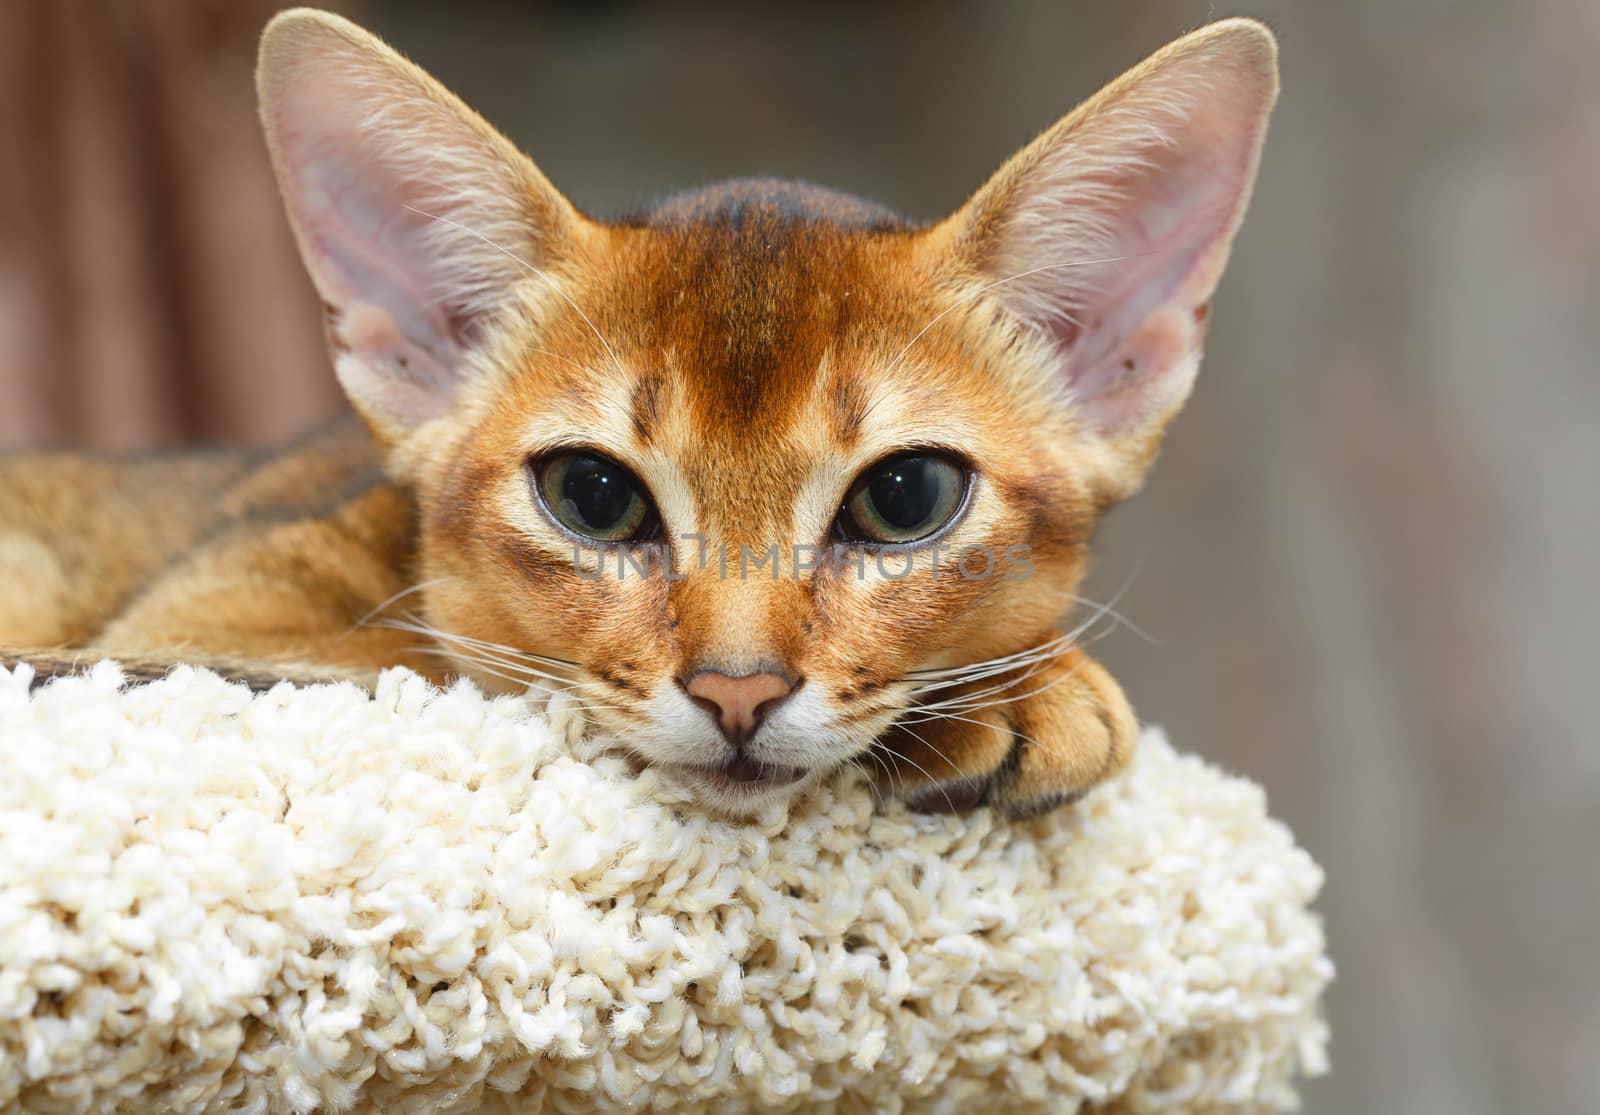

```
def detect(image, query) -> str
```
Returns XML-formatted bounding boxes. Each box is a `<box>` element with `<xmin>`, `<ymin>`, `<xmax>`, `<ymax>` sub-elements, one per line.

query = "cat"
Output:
<box><xmin>0</xmin><ymin>10</ymin><xmax>1277</xmax><ymax>818</ymax></box>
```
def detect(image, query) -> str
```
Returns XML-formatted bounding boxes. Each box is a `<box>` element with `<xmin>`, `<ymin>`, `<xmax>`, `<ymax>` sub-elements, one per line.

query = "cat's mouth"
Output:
<box><xmin>677</xmin><ymin>755</ymin><xmax>810</xmax><ymax>796</ymax></box>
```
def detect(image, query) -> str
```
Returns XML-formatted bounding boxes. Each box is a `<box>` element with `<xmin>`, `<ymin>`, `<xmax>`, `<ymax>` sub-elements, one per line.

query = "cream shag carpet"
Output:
<box><xmin>0</xmin><ymin>663</ymin><xmax>1330</xmax><ymax>1114</ymax></box>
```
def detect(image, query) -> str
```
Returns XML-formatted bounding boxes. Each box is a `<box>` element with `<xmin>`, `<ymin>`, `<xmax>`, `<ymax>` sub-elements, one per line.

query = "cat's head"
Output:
<box><xmin>258</xmin><ymin>10</ymin><xmax>1276</xmax><ymax>813</ymax></box>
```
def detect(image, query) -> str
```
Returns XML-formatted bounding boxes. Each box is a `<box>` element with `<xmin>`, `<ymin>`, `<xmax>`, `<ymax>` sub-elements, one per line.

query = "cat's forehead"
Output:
<box><xmin>595</xmin><ymin>180</ymin><xmax>929</xmax><ymax>430</ymax></box>
<box><xmin>492</xmin><ymin>185</ymin><xmax>985</xmax><ymax>538</ymax></box>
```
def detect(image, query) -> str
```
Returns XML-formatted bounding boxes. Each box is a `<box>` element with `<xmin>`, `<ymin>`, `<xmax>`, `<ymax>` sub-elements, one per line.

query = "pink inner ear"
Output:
<box><xmin>1068</xmin><ymin>304</ymin><xmax>1204</xmax><ymax>435</ymax></box>
<box><xmin>334</xmin><ymin>304</ymin><xmax>458</xmax><ymax>425</ymax></box>
<box><xmin>292</xmin><ymin>137</ymin><xmax>467</xmax><ymax>365</ymax></box>
<box><xmin>258</xmin><ymin>13</ymin><xmax>565</xmax><ymax>433</ymax></box>
<box><xmin>972</xmin><ymin>30</ymin><xmax>1275</xmax><ymax>442</ymax></box>
<box><xmin>1001</xmin><ymin>153</ymin><xmax>1242</xmax><ymax>436</ymax></box>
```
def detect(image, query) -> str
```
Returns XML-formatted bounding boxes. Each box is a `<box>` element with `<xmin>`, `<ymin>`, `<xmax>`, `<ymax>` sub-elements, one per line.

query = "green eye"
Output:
<box><xmin>536</xmin><ymin>451</ymin><xmax>656</xmax><ymax>543</ymax></box>
<box><xmin>837</xmin><ymin>452</ymin><xmax>967</xmax><ymax>545</ymax></box>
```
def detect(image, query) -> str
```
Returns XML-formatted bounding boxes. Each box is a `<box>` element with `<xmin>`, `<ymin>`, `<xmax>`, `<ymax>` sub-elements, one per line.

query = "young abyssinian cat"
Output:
<box><xmin>0</xmin><ymin>11</ymin><xmax>1276</xmax><ymax>819</ymax></box>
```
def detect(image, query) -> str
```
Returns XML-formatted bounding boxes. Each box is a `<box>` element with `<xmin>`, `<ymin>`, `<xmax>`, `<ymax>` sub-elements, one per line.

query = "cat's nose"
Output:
<box><xmin>684</xmin><ymin>670</ymin><xmax>796</xmax><ymax>746</ymax></box>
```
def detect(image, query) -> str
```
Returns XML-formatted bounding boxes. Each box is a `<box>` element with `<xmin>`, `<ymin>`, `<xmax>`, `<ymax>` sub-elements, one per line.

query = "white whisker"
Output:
<box><xmin>352</xmin><ymin>577</ymin><xmax>453</xmax><ymax>632</ymax></box>
<box><xmin>373</xmin><ymin>612</ymin><xmax>576</xmax><ymax>670</ymax></box>
<box><xmin>907</xmin><ymin>653</ymin><xmax>1054</xmax><ymax>709</ymax></box>
<box><xmin>879</xmin><ymin>723</ymin><xmax>962</xmax><ymax>813</ymax></box>
<box><xmin>903</xmin><ymin>560</ymin><xmax>1143</xmax><ymax>693</ymax></box>
<box><xmin>402</xmin><ymin>644</ymin><xmax>578</xmax><ymax>692</ymax></box>
<box><xmin>896</xmin><ymin>658</ymin><xmax>1086</xmax><ymax>725</ymax></box>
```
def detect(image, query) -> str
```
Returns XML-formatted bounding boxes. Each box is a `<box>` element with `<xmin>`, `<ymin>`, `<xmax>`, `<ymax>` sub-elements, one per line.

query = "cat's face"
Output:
<box><xmin>412</xmin><ymin>194</ymin><xmax>1095</xmax><ymax>809</ymax></box>
<box><xmin>258</xmin><ymin>12</ymin><xmax>1275</xmax><ymax>812</ymax></box>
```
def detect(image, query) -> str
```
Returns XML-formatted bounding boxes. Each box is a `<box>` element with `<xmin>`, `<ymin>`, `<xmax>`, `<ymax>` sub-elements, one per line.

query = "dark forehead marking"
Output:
<box><xmin>615</xmin><ymin>177</ymin><xmax>912</xmax><ymax>232</ymax></box>
<box><xmin>609</xmin><ymin>181</ymin><xmax>916</xmax><ymax>431</ymax></box>
<box><xmin>629</xmin><ymin>371</ymin><xmax>664</xmax><ymax>445</ymax></box>
<box><xmin>828</xmin><ymin>373</ymin><xmax>870</xmax><ymax>447</ymax></box>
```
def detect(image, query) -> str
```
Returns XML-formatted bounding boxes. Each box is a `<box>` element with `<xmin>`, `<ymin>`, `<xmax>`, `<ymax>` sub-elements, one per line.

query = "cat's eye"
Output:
<box><xmin>535</xmin><ymin>451</ymin><xmax>657</xmax><ymax>544</ymax></box>
<box><xmin>835</xmin><ymin>452</ymin><xmax>967</xmax><ymax>545</ymax></box>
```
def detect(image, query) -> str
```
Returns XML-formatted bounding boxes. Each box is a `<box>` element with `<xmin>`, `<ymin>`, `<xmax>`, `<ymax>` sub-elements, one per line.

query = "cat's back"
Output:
<box><xmin>0</xmin><ymin>414</ymin><xmax>391</xmax><ymax>647</ymax></box>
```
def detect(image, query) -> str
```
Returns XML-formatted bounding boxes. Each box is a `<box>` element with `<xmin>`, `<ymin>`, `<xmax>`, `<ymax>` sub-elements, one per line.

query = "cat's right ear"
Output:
<box><xmin>938</xmin><ymin>19</ymin><xmax>1277</xmax><ymax>506</ymax></box>
<box><xmin>257</xmin><ymin>10</ymin><xmax>581</xmax><ymax>442</ymax></box>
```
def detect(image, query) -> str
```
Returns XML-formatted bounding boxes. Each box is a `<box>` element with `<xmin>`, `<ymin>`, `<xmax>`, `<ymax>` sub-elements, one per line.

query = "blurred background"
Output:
<box><xmin>2</xmin><ymin>1</ymin><xmax>1595</xmax><ymax>1111</ymax></box>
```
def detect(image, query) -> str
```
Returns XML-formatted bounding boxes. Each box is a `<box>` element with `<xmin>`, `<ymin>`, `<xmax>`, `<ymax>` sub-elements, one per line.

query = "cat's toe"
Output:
<box><xmin>985</xmin><ymin>704</ymin><xmax>1133</xmax><ymax>819</ymax></box>
<box><xmin>904</xmin><ymin>777</ymin><xmax>989</xmax><ymax>814</ymax></box>
<box><xmin>879</xmin><ymin>653</ymin><xmax>1138</xmax><ymax>820</ymax></box>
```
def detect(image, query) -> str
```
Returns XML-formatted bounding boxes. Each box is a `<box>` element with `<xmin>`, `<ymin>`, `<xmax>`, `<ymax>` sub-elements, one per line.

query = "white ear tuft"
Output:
<box><xmin>951</xmin><ymin>18</ymin><xmax>1278</xmax><ymax>498</ymax></box>
<box><xmin>257</xmin><ymin>10</ymin><xmax>578</xmax><ymax>436</ymax></box>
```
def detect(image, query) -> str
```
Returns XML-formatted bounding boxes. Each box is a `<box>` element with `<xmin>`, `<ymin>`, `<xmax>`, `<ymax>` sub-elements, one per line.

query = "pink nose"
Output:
<box><xmin>684</xmin><ymin>671</ymin><xmax>796</xmax><ymax>745</ymax></box>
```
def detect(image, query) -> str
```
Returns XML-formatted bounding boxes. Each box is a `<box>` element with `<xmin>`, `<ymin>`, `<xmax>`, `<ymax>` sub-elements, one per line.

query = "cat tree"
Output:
<box><xmin>0</xmin><ymin>663</ymin><xmax>1329</xmax><ymax>1113</ymax></box>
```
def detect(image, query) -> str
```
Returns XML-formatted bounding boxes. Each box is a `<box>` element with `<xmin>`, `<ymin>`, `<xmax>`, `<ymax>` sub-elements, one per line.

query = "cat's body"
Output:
<box><xmin>0</xmin><ymin>414</ymin><xmax>419</xmax><ymax>683</ymax></box>
<box><xmin>0</xmin><ymin>11</ymin><xmax>1278</xmax><ymax>818</ymax></box>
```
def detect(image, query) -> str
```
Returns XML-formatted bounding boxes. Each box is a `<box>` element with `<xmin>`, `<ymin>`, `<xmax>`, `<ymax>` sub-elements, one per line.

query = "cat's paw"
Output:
<box><xmin>873</xmin><ymin>646</ymin><xmax>1137</xmax><ymax>820</ymax></box>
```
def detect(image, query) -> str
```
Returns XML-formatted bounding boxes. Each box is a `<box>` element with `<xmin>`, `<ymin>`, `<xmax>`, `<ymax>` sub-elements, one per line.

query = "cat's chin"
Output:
<box><xmin>667</xmin><ymin>756</ymin><xmax>815</xmax><ymax>814</ymax></box>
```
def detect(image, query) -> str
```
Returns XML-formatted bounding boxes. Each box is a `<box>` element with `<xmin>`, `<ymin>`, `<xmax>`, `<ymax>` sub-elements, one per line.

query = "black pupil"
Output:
<box><xmin>867</xmin><ymin>455</ymin><xmax>943</xmax><ymax>531</ymax></box>
<box><xmin>563</xmin><ymin>455</ymin><xmax>635</xmax><ymax>531</ymax></box>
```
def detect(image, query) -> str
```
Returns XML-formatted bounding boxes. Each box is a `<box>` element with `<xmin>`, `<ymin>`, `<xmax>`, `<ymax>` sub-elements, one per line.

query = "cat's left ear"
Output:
<box><xmin>257</xmin><ymin>10</ymin><xmax>585</xmax><ymax>446</ymax></box>
<box><xmin>943</xmin><ymin>18</ymin><xmax>1278</xmax><ymax>503</ymax></box>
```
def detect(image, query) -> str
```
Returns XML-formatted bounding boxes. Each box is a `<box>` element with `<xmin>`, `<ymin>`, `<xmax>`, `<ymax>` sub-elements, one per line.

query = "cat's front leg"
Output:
<box><xmin>873</xmin><ymin>645</ymin><xmax>1138</xmax><ymax>819</ymax></box>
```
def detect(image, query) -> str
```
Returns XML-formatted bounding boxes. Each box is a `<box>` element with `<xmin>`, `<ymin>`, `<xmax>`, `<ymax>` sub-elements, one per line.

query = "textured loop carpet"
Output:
<box><xmin>0</xmin><ymin>663</ymin><xmax>1330</xmax><ymax>1113</ymax></box>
